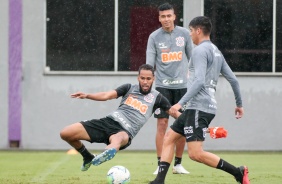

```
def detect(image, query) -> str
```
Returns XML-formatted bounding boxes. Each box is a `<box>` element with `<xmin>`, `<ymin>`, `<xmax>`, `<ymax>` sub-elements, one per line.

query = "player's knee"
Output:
<box><xmin>157</xmin><ymin>119</ymin><xmax>168</xmax><ymax>132</ymax></box>
<box><xmin>110</xmin><ymin>132</ymin><xmax>129</xmax><ymax>146</ymax></box>
<box><xmin>60</xmin><ymin>128</ymin><xmax>70</xmax><ymax>141</ymax></box>
<box><xmin>163</xmin><ymin>131</ymin><xmax>175</xmax><ymax>142</ymax></box>
<box><xmin>188</xmin><ymin>152</ymin><xmax>201</xmax><ymax>162</ymax></box>
<box><xmin>162</xmin><ymin>135</ymin><xmax>171</xmax><ymax>146</ymax></box>
<box><xmin>189</xmin><ymin>154</ymin><xmax>199</xmax><ymax>162</ymax></box>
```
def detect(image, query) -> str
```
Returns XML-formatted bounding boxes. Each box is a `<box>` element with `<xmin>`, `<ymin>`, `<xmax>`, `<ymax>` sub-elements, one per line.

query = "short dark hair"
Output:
<box><xmin>189</xmin><ymin>16</ymin><xmax>212</xmax><ymax>35</ymax></box>
<box><xmin>158</xmin><ymin>3</ymin><xmax>174</xmax><ymax>11</ymax></box>
<box><xmin>138</xmin><ymin>64</ymin><xmax>155</xmax><ymax>76</ymax></box>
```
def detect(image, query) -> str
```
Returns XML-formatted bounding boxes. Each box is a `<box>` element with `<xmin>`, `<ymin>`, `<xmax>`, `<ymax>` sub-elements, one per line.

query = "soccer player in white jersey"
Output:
<box><xmin>149</xmin><ymin>16</ymin><xmax>250</xmax><ymax>184</ymax></box>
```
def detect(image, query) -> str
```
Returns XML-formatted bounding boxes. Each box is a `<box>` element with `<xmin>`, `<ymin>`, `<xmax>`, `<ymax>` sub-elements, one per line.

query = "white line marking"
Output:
<box><xmin>30</xmin><ymin>155</ymin><xmax>70</xmax><ymax>183</ymax></box>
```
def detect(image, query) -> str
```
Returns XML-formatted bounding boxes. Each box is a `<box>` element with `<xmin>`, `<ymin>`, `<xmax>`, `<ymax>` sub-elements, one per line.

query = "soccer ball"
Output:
<box><xmin>107</xmin><ymin>165</ymin><xmax>130</xmax><ymax>184</ymax></box>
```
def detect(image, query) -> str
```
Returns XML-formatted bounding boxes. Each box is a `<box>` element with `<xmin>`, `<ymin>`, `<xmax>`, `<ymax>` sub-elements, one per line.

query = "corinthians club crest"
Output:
<box><xmin>175</xmin><ymin>36</ymin><xmax>184</xmax><ymax>47</ymax></box>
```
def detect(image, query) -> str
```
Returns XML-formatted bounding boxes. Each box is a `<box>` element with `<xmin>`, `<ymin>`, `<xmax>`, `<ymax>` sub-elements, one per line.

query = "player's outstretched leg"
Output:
<box><xmin>92</xmin><ymin>148</ymin><xmax>117</xmax><ymax>166</ymax></box>
<box><xmin>81</xmin><ymin>154</ymin><xmax>95</xmax><ymax>171</ymax></box>
<box><xmin>235</xmin><ymin>166</ymin><xmax>250</xmax><ymax>184</ymax></box>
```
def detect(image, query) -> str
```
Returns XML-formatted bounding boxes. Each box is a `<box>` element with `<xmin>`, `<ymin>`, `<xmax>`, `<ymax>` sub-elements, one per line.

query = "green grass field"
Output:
<box><xmin>0</xmin><ymin>150</ymin><xmax>281</xmax><ymax>184</ymax></box>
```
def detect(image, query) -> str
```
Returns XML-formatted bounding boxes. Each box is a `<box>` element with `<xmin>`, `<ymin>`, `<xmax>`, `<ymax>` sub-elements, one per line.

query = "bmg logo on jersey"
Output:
<box><xmin>124</xmin><ymin>96</ymin><xmax>148</xmax><ymax>114</ymax></box>
<box><xmin>161</xmin><ymin>51</ymin><xmax>182</xmax><ymax>62</ymax></box>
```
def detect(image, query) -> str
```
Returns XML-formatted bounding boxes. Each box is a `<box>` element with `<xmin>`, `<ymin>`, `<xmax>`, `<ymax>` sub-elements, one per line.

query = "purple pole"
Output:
<box><xmin>8</xmin><ymin>0</ymin><xmax>22</xmax><ymax>147</ymax></box>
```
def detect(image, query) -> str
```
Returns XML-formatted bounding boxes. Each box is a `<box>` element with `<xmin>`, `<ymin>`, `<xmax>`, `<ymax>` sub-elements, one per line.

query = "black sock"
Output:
<box><xmin>216</xmin><ymin>158</ymin><xmax>240</xmax><ymax>178</ymax></box>
<box><xmin>174</xmin><ymin>157</ymin><xmax>182</xmax><ymax>166</ymax></box>
<box><xmin>154</xmin><ymin>161</ymin><xmax>170</xmax><ymax>183</ymax></box>
<box><xmin>76</xmin><ymin>144</ymin><xmax>94</xmax><ymax>161</ymax></box>
<box><xmin>157</xmin><ymin>157</ymin><xmax>161</xmax><ymax>166</ymax></box>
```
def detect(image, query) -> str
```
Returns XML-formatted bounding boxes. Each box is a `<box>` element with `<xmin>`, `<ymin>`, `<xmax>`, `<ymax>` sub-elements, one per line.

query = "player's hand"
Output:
<box><xmin>235</xmin><ymin>107</ymin><xmax>244</xmax><ymax>119</ymax></box>
<box><xmin>70</xmin><ymin>92</ymin><xmax>88</xmax><ymax>99</ymax></box>
<box><xmin>169</xmin><ymin>103</ymin><xmax>182</xmax><ymax>117</ymax></box>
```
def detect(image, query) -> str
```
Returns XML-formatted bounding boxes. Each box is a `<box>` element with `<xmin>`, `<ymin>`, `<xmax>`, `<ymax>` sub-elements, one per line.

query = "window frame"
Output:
<box><xmin>43</xmin><ymin>0</ymin><xmax>166</xmax><ymax>76</ymax></box>
<box><xmin>44</xmin><ymin>0</ymin><xmax>282</xmax><ymax>76</ymax></box>
<box><xmin>202</xmin><ymin>0</ymin><xmax>282</xmax><ymax>76</ymax></box>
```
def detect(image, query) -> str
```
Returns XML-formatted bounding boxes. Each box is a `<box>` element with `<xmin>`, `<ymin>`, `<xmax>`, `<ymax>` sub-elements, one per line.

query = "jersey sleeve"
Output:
<box><xmin>153</xmin><ymin>93</ymin><xmax>171</xmax><ymax>112</ymax></box>
<box><xmin>115</xmin><ymin>83</ymin><xmax>131</xmax><ymax>98</ymax></box>
<box><xmin>178</xmin><ymin>48</ymin><xmax>207</xmax><ymax>106</ymax></box>
<box><xmin>146</xmin><ymin>34</ymin><xmax>157</xmax><ymax>67</ymax></box>
<box><xmin>220</xmin><ymin>59</ymin><xmax>243</xmax><ymax>107</ymax></box>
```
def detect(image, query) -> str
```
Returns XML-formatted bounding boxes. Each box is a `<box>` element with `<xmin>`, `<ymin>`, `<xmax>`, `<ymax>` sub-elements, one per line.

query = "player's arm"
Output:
<box><xmin>146</xmin><ymin>34</ymin><xmax>157</xmax><ymax>67</ymax></box>
<box><xmin>169</xmin><ymin>103</ymin><xmax>182</xmax><ymax>118</ymax></box>
<box><xmin>154</xmin><ymin>94</ymin><xmax>181</xmax><ymax>119</ymax></box>
<box><xmin>168</xmin><ymin>109</ymin><xmax>181</xmax><ymax>119</ymax></box>
<box><xmin>71</xmin><ymin>90</ymin><xmax>118</xmax><ymax>101</ymax></box>
<box><xmin>71</xmin><ymin>84</ymin><xmax>131</xmax><ymax>101</ymax></box>
<box><xmin>178</xmin><ymin>49</ymin><xmax>207</xmax><ymax>107</ymax></box>
<box><xmin>220</xmin><ymin>59</ymin><xmax>244</xmax><ymax>119</ymax></box>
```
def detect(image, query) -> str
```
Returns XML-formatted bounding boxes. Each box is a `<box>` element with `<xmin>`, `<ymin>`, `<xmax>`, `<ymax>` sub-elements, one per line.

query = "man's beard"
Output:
<box><xmin>139</xmin><ymin>84</ymin><xmax>152</xmax><ymax>95</ymax></box>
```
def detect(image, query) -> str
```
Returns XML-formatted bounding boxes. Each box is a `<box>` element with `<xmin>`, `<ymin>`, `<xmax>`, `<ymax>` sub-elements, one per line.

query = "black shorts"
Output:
<box><xmin>80</xmin><ymin>117</ymin><xmax>132</xmax><ymax>150</ymax></box>
<box><xmin>170</xmin><ymin>109</ymin><xmax>215</xmax><ymax>142</ymax></box>
<box><xmin>154</xmin><ymin>87</ymin><xmax>187</xmax><ymax>119</ymax></box>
